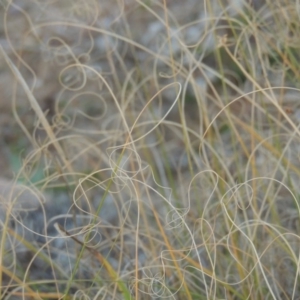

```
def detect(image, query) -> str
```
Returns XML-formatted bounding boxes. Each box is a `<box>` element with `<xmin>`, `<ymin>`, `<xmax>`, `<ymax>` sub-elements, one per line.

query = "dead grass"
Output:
<box><xmin>0</xmin><ymin>0</ymin><xmax>300</xmax><ymax>299</ymax></box>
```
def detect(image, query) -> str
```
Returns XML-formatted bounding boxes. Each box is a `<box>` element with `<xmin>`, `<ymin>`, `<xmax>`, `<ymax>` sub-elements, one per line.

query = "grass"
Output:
<box><xmin>1</xmin><ymin>0</ymin><xmax>300</xmax><ymax>299</ymax></box>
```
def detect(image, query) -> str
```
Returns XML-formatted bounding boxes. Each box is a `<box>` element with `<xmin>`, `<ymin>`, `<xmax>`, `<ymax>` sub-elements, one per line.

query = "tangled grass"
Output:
<box><xmin>1</xmin><ymin>0</ymin><xmax>300</xmax><ymax>299</ymax></box>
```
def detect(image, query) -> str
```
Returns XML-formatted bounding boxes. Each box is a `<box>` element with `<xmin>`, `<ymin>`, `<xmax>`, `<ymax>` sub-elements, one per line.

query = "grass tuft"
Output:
<box><xmin>1</xmin><ymin>0</ymin><xmax>300</xmax><ymax>299</ymax></box>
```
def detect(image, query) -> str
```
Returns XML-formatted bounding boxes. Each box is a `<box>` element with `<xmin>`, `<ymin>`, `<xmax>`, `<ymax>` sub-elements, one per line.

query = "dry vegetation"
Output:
<box><xmin>1</xmin><ymin>0</ymin><xmax>300</xmax><ymax>299</ymax></box>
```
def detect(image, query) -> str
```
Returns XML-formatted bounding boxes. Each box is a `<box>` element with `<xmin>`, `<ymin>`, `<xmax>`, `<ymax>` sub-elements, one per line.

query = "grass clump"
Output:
<box><xmin>0</xmin><ymin>0</ymin><xmax>300</xmax><ymax>299</ymax></box>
